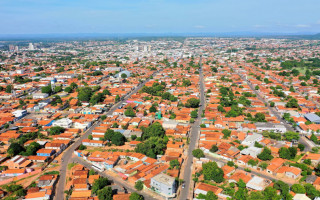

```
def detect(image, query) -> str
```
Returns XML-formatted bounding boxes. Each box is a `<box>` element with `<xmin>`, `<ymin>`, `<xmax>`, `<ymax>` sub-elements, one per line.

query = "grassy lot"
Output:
<box><xmin>67</xmin><ymin>163</ymin><xmax>77</xmax><ymax>170</ymax></box>
<box><xmin>297</xmin><ymin>67</ymin><xmax>306</xmax><ymax>75</ymax></box>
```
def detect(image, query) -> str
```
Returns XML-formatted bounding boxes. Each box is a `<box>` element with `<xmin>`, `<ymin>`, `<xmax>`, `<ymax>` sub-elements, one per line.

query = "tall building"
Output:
<box><xmin>28</xmin><ymin>43</ymin><xmax>34</xmax><ymax>51</ymax></box>
<box><xmin>9</xmin><ymin>45</ymin><xmax>15</xmax><ymax>51</ymax></box>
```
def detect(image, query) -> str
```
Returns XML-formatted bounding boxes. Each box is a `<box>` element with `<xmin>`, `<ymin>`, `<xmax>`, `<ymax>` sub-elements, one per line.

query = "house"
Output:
<box><xmin>194</xmin><ymin>182</ymin><xmax>223</xmax><ymax>197</ymax></box>
<box><xmin>12</xmin><ymin>110</ymin><xmax>27</xmax><ymax>119</ymax></box>
<box><xmin>240</xmin><ymin>147</ymin><xmax>262</xmax><ymax>158</ymax></box>
<box><xmin>52</xmin><ymin>118</ymin><xmax>73</xmax><ymax>128</ymax></box>
<box><xmin>2</xmin><ymin>169</ymin><xmax>26</xmax><ymax>177</ymax></box>
<box><xmin>241</xmin><ymin>133</ymin><xmax>263</xmax><ymax>146</ymax></box>
<box><xmin>277</xmin><ymin>166</ymin><xmax>301</xmax><ymax>179</ymax></box>
<box><xmin>266</xmin><ymin>158</ymin><xmax>285</xmax><ymax>175</ymax></box>
<box><xmin>150</xmin><ymin>173</ymin><xmax>176</xmax><ymax>199</ymax></box>
<box><xmin>38</xmin><ymin>175</ymin><xmax>57</xmax><ymax>187</ymax></box>
<box><xmin>24</xmin><ymin>191</ymin><xmax>51</xmax><ymax>200</ymax></box>
<box><xmin>5</xmin><ymin>155</ymin><xmax>32</xmax><ymax>169</ymax></box>
<box><xmin>246</xmin><ymin>176</ymin><xmax>271</xmax><ymax>191</ymax></box>
<box><xmin>304</xmin><ymin>113</ymin><xmax>320</xmax><ymax>124</ymax></box>
<box><xmin>36</xmin><ymin>149</ymin><xmax>56</xmax><ymax>157</ymax></box>
<box><xmin>255</xmin><ymin>122</ymin><xmax>287</xmax><ymax>133</ymax></box>
<box><xmin>302</xmin><ymin>153</ymin><xmax>320</xmax><ymax>165</ymax></box>
<box><xmin>82</xmin><ymin>139</ymin><xmax>105</xmax><ymax>147</ymax></box>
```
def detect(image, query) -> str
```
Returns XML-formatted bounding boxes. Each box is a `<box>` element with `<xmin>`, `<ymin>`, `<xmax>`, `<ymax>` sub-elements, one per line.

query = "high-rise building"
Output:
<box><xmin>28</xmin><ymin>43</ymin><xmax>34</xmax><ymax>50</ymax></box>
<box><xmin>9</xmin><ymin>45</ymin><xmax>15</xmax><ymax>51</ymax></box>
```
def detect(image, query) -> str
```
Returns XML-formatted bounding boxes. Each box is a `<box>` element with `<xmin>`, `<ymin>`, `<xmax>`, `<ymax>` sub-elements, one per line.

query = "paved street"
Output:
<box><xmin>179</xmin><ymin>58</ymin><xmax>205</xmax><ymax>200</ymax></box>
<box><xmin>54</xmin><ymin>70</ymin><xmax>161</xmax><ymax>200</ymax></box>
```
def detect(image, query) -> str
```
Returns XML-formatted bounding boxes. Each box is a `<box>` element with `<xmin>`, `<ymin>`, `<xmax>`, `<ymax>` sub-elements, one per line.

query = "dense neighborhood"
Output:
<box><xmin>0</xmin><ymin>37</ymin><xmax>320</xmax><ymax>200</ymax></box>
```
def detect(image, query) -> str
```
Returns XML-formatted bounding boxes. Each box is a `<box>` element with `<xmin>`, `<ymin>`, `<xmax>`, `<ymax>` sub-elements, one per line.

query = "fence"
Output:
<box><xmin>0</xmin><ymin>169</ymin><xmax>42</xmax><ymax>185</ymax></box>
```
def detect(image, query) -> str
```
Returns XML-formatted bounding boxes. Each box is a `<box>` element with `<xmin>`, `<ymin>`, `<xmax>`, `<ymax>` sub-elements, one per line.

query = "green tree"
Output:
<box><xmin>97</xmin><ymin>186</ymin><xmax>113</xmax><ymax>200</ymax></box>
<box><xmin>259</xmin><ymin>162</ymin><xmax>268</xmax><ymax>170</ymax></box>
<box><xmin>191</xmin><ymin>110</ymin><xmax>198</xmax><ymax>118</ymax></box>
<box><xmin>205</xmin><ymin>191</ymin><xmax>218</xmax><ymax>200</ymax></box>
<box><xmin>89</xmin><ymin>169</ymin><xmax>95</xmax><ymax>175</ymax></box>
<box><xmin>182</xmin><ymin>79</ymin><xmax>191</xmax><ymax>87</ymax></box>
<box><xmin>121</xmin><ymin>73</ymin><xmax>127</xmax><ymax>79</ymax></box>
<box><xmin>291</xmin><ymin>184</ymin><xmax>306</xmax><ymax>194</ymax></box>
<box><xmin>274</xmin><ymin>180</ymin><xmax>289</xmax><ymax>198</ymax></box>
<box><xmin>210</xmin><ymin>145</ymin><xmax>218</xmax><ymax>153</ymax></box>
<box><xmin>91</xmin><ymin>177</ymin><xmax>109</xmax><ymax>195</ymax></box>
<box><xmin>135</xmin><ymin>180</ymin><xmax>144</xmax><ymax>191</ymax></box>
<box><xmin>258</xmin><ymin>147</ymin><xmax>273</xmax><ymax>161</ymax></box>
<box><xmin>311</xmin><ymin>133</ymin><xmax>318</xmax><ymax>143</ymax></box>
<box><xmin>79</xmin><ymin>144</ymin><xmax>87</xmax><ymax>150</ymax></box>
<box><xmin>279</xmin><ymin>147</ymin><xmax>291</xmax><ymax>159</ymax></box>
<box><xmin>70</xmin><ymin>82</ymin><xmax>78</xmax><ymax>89</ymax></box>
<box><xmin>78</xmin><ymin>87</ymin><xmax>93</xmax><ymax>102</ymax></box>
<box><xmin>169</xmin><ymin>159</ymin><xmax>180</xmax><ymax>169</ymax></box>
<box><xmin>192</xmin><ymin>149</ymin><xmax>205</xmax><ymax>159</ymax></box>
<box><xmin>115</xmin><ymin>95</ymin><xmax>120</xmax><ymax>103</ymax></box>
<box><xmin>222</xmin><ymin>129</ymin><xmax>232</xmax><ymax>139</ymax></box>
<box><xmin>111</xmin><ymin>132</ymin><xmax>126</xmax><ymax>146</ymax></box>
<box><xmin>263</xmin><ymin>187</ymin><xmax>281</xmax><ymax>200</ymax></box>
<box><xmin>303</xmin><ymin>159</ymin><xmax>311</xmax><ymax>165</ymax></box>
<box><xmin>64</xmin><ymin>86</ymin><xmax>73</xmax><ymax>93</ymax></box>
<box><xmin>135</xmin><ymin>137</ymin><xmax>168</xmax><ymax>158</ymax></box>
<box><xmin>283</xmin><ymin>131</ymin><xmax>300</xmax><ymax>141</ymax></box>
<box><xmin>298</xmin><ymin>144</ymin><xmax>305</xmax><ymax>151</ymax></box>
<box><xmin>54</xmin><ymin>86</ymin><xmax>62</xmax><ymax>93</ymax></box>
<box><xmin>202</xmin><ymin>161</ymin><xmax>224</xmax><ymax>183</ymax></box>
<box><xmin>5</xmin><ymin>85</ymin><xmax>12</xmax><ymax>93</ymax></box>
<box><xmin>130</xmin><ymin>192</ymin><xmax>144</xmax><ymax>200</ymax></box>
<box><xmin>141</xmin><ymin>122</ymin><xmax>165</xmax><ymax>140</ymax></box>
<box><xmin>8</xmin><ymin>142</ymin><xmax>24</xmax><ymax>157</ymax></box>
<box><xmin>254</xmin><ymin>113</ymin><xmax>266</xmax><ymax>122</ymax></box>
<box><xmin>185</xmin><ymin>98</ymin><xmax>200</xmax><ymax>108</ymax></box>
<box><xmin>125</xmin><ymin>106</ymin><xmax>136</xmax><ymax>117</ymax></box>
<box><xmin>49</xmin><ymin>126</ymin><xmax>65</xmax><ymax>135</ymax></box>
<box><xmin>149</xmin><ymin>105</ymin><xmax>157</xmax><ymax>113</ymax></box>
<box><xmin>248</xmin><ymin>159</ymin><xmax>258</xmax><ymax>166</ymax></box>
<box><xmin>41</xmin><ymin>85</ymin><xmax>52</xmax><ymax>94</ymax></box>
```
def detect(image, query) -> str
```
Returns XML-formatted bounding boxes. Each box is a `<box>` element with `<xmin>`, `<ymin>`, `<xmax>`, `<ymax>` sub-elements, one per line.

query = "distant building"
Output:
<box><xmin>28</xmin><ymin>43</ymin><xmax>34</xmax><ymax>50</ymax></box>
<box><xmin>151</xmin><ymin>173</ymin><xmax>176</xmax><ymax>199</ymax></box>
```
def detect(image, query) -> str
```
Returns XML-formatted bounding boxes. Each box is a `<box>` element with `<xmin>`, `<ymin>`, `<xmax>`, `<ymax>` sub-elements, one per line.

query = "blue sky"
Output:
<box><xmin>0</xmin><ymin>0</ymin><xmax>320</xmax><ymax>34</ymax></box>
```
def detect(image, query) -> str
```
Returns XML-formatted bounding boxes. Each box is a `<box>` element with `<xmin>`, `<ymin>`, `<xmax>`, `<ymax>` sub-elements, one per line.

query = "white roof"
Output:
<box><xmin>293</xmin><ymin>194</ymin><xmax>311</xmax><ymax>200</ymax></box>
<box><xmin>246</xmin><ymin>176</ymin><xmax>270</xmax><ymax>191</ymax></box>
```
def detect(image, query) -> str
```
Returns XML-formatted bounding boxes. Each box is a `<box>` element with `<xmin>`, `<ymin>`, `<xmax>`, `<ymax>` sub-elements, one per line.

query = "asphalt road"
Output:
<box><xmin>179</xmin><ymin>57</ymin><xmax>205</xmax><ymax>200</ymax></box>
<box><xmin>54</xmin><ymin>70</ymin><xmax>161</xmax><ymax>200</ymax></box>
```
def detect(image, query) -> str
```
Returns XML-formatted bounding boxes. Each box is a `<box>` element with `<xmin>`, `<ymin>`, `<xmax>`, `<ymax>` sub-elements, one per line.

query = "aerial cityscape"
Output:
<box><xmin>1</xmin><ymin>1</ymin><xmax>320</xmax><ymax>200</ymax></box>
